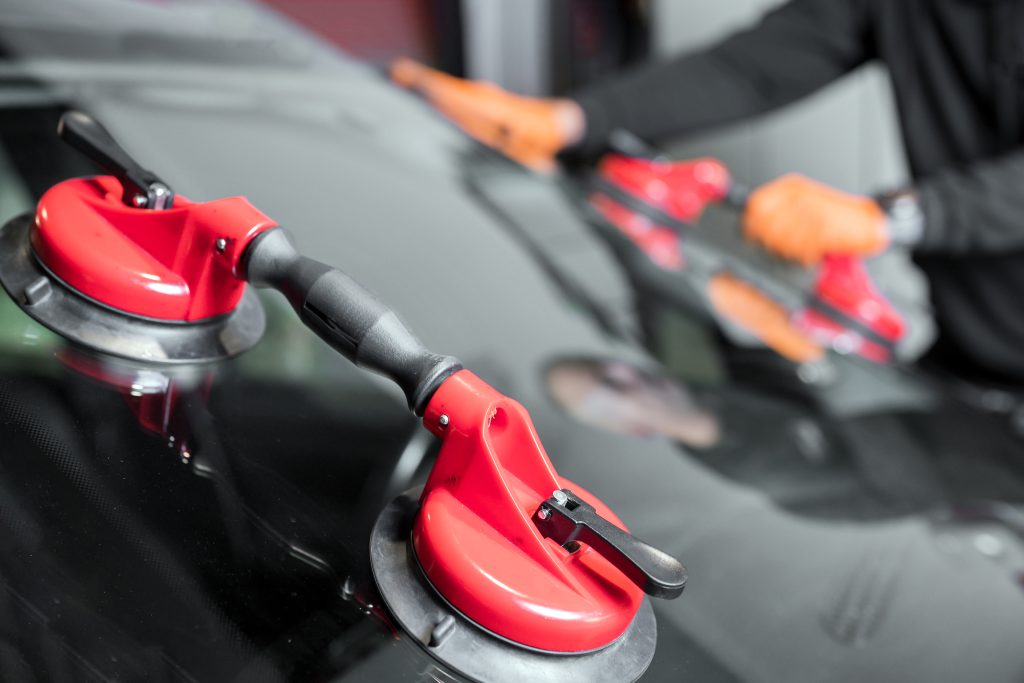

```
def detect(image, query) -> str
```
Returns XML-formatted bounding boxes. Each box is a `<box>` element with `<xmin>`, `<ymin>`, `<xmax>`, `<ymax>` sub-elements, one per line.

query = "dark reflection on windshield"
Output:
<box><xmin>0</xmin><ymin>331</ymin><xmax>428</xmax><ymax>681</ymax></box>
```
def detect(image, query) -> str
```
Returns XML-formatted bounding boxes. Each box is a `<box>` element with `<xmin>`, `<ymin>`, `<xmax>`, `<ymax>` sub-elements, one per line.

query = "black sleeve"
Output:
<box><xmin>570</xmin><ymin>0</ymin><xmax>875</xmax><ymax>155</ymax></box>
<box><xmin>914</xmin><ymin>148</ymin><xmax>1024</xmax><ymax>253</ymax></box>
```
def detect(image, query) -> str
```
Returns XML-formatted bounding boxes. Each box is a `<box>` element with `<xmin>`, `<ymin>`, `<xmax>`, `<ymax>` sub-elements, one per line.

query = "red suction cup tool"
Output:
<box><xmin>415</xmin><ymin>370</ymin><xmax>684</xmax><ymax>653</ymax></box>
<box><xmin>371</xmin><ymin>374</ymin><xmax>685</xmax><ymax>682</ymax></box>
<box><xmin>798</xmin><ymin>255</ymin><xmax>906</xmax><ymax>363</ymax></box>
<box><xmin>0</xmin><ymin>112</ymin><xmax>274</xmax><ymax>362</ymax></box>
<box><xmin>591</xmin><ymin>156</ymin><xmax>731</xmax><ymax>270</ymax></box>
<box><xmin>33</xmin><ymin>176</ymin><xmax>275</xmax><ymax>321</ymax></box>
<box><xmin>0</xmin><ymin>112</ymin><xmax>687</xmax><ymax>681</ymax></box>
<box><xmin>588</xmin><ymin>131</ymin><xmax>907</xmax><ymax>365</ymax></box>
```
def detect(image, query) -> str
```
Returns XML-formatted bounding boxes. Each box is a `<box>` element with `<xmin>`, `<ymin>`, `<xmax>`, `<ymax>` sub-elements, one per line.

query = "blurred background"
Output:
<box><xmin>263</xmin><ymin>0</ymin><xmax>908</xmax><ymax>193</ymax></box>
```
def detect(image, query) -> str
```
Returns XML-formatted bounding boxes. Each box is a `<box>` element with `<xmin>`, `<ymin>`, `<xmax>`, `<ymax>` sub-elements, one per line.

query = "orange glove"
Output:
<box><xmin>391</xmin><ymin>58</ymin><xmax>581</xmax><ymax>171</ymax></box>
<box><xmin>744</xmin><ymin>174</ymin><xmax>889</xmax><ymax>266</ymax></box>
<box><xmin>707</xmin><ymin>274</ymin><xmax>824</xmax><ymax>364</ymax></box>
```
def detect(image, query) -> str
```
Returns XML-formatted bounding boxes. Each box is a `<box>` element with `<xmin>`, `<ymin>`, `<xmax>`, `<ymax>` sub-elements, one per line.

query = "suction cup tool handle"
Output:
<box><xmin>534</xmin><ymin>489</ymin><xmax>687</xmax><ymax>599</ymax></box>
<box><xmin>243</xmin><ymin>228</ymin><xmax>462</xmax><ymax>414</ymax></box>
<box><xmin>58</xmin><ymin>110</ymin><xmax>174</xmax><ymax>210</ymax></box>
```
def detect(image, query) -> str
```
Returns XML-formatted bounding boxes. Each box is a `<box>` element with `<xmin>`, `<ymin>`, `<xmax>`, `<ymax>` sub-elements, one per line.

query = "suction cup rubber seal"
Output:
<box><xmin>0</xmin><ymin>213</ymin><xmax>264</xmax><ymax>364</ymax></box>
<box><xmin>370</xmin><ymin>488</ymin><xmax>658</xmax><ymax>683</ymax></box>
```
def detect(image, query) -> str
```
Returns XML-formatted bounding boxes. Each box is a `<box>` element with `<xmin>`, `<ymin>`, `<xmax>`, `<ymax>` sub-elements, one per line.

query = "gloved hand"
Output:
<box><xmin>707</xmin><ymin>274</ymin><xmax>823</xmax><ymax>364</ymax></box>
<box><xmin>391</xmin><ymin>58</ymin><xmax>583</xmax><ymax>171</ymax></box>
<box><xmin>744</xmin><ymin>174</ymin><xmax>889</xmax><ymax>266</ymax></box>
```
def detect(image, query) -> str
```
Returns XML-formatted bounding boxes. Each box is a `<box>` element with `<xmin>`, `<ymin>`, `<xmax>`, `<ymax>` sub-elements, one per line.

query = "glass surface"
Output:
<box><xmin>546</xmin><ymin>357</ymin><xmax>721</xmax><ymax>448</ymax></box>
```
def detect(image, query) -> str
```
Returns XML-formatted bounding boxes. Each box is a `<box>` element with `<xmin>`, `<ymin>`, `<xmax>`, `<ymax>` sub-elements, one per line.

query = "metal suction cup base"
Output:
<box><xmin>0</xmin><ymin>213</ymin><xmax>264</xmax><ymax>364</ymax></box>
<box><xmin>369</xmin><ymin>488</ymin><xmax>658</xmax><ymax>683</ymax></box>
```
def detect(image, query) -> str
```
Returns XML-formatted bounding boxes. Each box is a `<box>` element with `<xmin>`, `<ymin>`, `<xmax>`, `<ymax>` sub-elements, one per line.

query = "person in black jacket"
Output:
<box><xmin>393</xmin><ymin>0</ymin><xmax>1024</xmax><ymax>380</ymax></box>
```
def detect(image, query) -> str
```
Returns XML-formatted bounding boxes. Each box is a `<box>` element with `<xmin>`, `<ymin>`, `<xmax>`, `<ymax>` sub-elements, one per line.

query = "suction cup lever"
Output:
<box><xmin>58</xmin><ymin>110</ymin><xmax>174</xmax><ymax>210</ymax></box>
<box><xmin>534</xmin><ymin>489</ymin><xmax>687</xmax><ymax>599</ymax></box>
<box><xmin>243</xmin><ymin>228</ymin><xmax>462</xmax><ymax>414</ymax></box>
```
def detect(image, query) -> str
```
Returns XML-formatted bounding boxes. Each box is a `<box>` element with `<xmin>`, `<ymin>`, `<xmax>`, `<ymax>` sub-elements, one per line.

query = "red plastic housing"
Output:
<box><xmin>33</xmin><ymin>176</ymin><xmax>277</xmax><ymax>321</ymax></box>
<box><xmin>796</xmin><ymin>255</ymin><xmax>906</xmax><ymax>363</ymax></box>
<box><xmin>415</xmin><ymin>370</ymin><xmax>644</xmax><ymax>653</ymax></box>
<box><xmin>592</xmin><ymin>154</ymin><xmax>731</xmax><ymax>270</ymax></box>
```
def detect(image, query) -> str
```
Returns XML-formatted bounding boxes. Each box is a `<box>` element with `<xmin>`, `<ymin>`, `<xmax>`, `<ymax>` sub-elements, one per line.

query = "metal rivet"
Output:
<box><xmin>132</xmin><ymin>193</ymin><xmax>148</xmax><ymax>208</ymax></box>
<box><xmin>438</xmin><ymin>414</ymin><xmax>450</xmax><ymax>427</ymax></box>
<box><xmin>215</xmin><ymin>238</ymin><xmax>228</xmax><ymax>253</ymax></box>
<box><xmin>537</xmin><ymin>507</ymin><xmax>550</xmax><ymax>520</ymax></box>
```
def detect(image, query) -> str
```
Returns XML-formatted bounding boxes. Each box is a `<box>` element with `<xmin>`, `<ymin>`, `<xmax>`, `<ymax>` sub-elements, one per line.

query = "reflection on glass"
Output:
<box><xmin>546</xmin><ymin>358</ymin><xmax>719</xmax><ymax>448</ymax></box>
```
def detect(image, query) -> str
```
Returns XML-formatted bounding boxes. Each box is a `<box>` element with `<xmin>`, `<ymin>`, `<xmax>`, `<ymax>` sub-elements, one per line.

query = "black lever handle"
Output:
<box><xmin>58</xmin><ymin>110</ymin><xmax>174</xmax><ymax>210</ymax></box>
<box><xmin>534</xmin><ymin>488</ymin><xmax>687</xmax><ymax>599</ymax></box>
<box><xmin>243</xmin><ymin>228</ymin><xmax>463</xmax><ymax>415</ymax></box>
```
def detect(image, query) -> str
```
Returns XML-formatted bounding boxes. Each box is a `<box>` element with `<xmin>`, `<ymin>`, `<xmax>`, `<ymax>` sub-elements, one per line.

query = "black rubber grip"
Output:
<box><xmin>243</xmin><ymin>228</ymin><xmax>462</xmax><ymax>414</ymax></box>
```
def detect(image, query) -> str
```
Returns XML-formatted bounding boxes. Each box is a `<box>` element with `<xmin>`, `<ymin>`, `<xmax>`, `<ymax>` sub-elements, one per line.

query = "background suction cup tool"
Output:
<box><xmin>590</xmin><ymin>138</ymin><xmax>908</xmax><ymax>365</ymax></box>
<box><xmin>0</xmin><ymin>111</ymin><xmax>273</xmax><ymax>364</ymax></box>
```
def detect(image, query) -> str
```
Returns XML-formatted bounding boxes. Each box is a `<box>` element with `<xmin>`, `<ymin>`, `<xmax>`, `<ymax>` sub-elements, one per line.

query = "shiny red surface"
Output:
<box><xmin>808</xmin><ymin>255</ymin><xmax>905</xmax><ymax>361</ymax></box>
<box><xmin>415</xmin><ymin>370</ymin><xmax>644</xmax><ymax>653</ymax></box>
<box><xmin>592</xmin><ymin>154</ymin><xmax>731</xmax><ymax>269</ymax></box>
<box><xmin>591</xmin><ymin>193</ymin><xmax>686</xmax><ymax>270</ymax></box>
<box><xmin>33</xmin><ymin>176</ymin><xmax>277</xmax><ymax>321</ymax></box>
